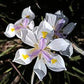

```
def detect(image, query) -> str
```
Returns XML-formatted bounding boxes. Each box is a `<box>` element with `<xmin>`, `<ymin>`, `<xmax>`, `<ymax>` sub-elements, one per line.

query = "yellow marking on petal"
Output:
<box><xmin>11</xmin><ymin>28</ymin><xmax>15</xmax><ymax>32</ymax></box>
<box><xmin>51</xmin><ymin>59</ymin><xmax>57</xmax><ymax>64</ymax></box>
<box><xmin>22</xmin><ymin>54</ymin><xmax>29</xmax><ymax>59</ymax></box>
<box><xmin>42</xmin><ymin>31</ymin><xmax>48</xmax><ymax>38</ymax></box>
<box><xmin>26</xmin><ymin>15</ymin><xmax>30</xmax><ymax>18</ymax></box>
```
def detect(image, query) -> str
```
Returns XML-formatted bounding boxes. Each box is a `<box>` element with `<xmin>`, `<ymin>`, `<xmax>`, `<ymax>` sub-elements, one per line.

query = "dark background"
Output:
<box><xmin>0</xmin><ymin>0</ymin><xmax>84</xmax><ymax>84</ymax></box>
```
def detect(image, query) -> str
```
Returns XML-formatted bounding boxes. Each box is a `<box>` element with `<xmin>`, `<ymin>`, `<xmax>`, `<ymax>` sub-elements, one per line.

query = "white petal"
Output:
<box><xmin>45</xmin><ymin>13</ymin><xmax>57</xmax><ymax>27</ymax></box>
<box><xmin>55</xmin><ymin>10</ymin><xmax>62</xmax><ymax>15</ymax></box>
<box><xmin>21</xmin><ymin>29</ymin><xmax>37</xmax><ymax>47</ymax></box>
<box><xmin>63</xmin><ymin>22</ymin><xmax>77</xmax><ymax>35</ymax></box>
<box><xmin>15</xmin><ymin>18</ymin><xmax>31</xmax><ymax>26</ymax></box>
<box><xmin>28</xmin><ymin>20</ymin><xmax>34</xmax><ymax>30</ymax></box>
<box><xmin>21</xmin><ymin>6</ymin><xmax>35</xmax><ymax>19</ymax></box>
<box><xmin>14</xmin><ymin>18</ymin><xmax>23</xmax><ymax>25</ymax></box>
<box><xmin>13</xmin><ymin>48</ymin><xmax>34</xmax><ymax>65</ymax></box>
<box><xmin>34</xmin><ymin>57</ymin><xmax>47</xmax><ymax>81</ymax></box>
<box><xmin>45</xmin><ymin>54</ymin><xmax>66</xmax><ymax>72</ymax></box>
<box><xmin>37</xmin><ymin>20</ymin><xmax>54</xmax><ymax>41</ymax></box>
<box><xmin>15</xmin><ymin>30</ymin><xmax>22</xmax><ymax>39</ymax></box>
<box><xmin>60</xmin><ymin>40</ymin><xmax>73</xmax><ymax>57</ymax></box>
<box><xmin>48</xmin><ymin>38</ymin><xmax>69</xmax><ymax>51</ymax></box>
<box><xmin>4</xmin><ymin>23</ymin><xmax>15</xmax><ymax>38</ymax></box>
<box><xmin>33</xmin><ymin>26</ymin><xmax>39</xmax><ymax>35</ymax></box>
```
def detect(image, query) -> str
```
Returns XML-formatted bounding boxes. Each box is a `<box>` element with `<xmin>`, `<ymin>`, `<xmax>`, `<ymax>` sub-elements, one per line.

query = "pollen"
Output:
<box><xmin>51</xmin><ymin>59</ymin><xmax>57</xmax><ymax>64</ymax></box>
<box><xmin>42</xmin><ymin>31</ymin><xmax>48</xmax><ymax>38</ymax></box>
<box><xmin>11</xmin><ymin>28</ymin><xmax>15</xmax><ymax>32</ymax></box>
<box><xmin>22</xmin><ymin>54</ymin><xmax>29</xmax><ymax>59</ymax></box>
<box><xmin>26</xmin><ymin>15</ymin><xmax>30</xmax><ymax>18</ymax></box>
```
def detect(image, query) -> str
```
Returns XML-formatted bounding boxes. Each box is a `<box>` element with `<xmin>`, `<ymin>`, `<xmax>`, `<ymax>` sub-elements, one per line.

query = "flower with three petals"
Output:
<box><xmin>45</xmin><ymin>10</ymin><xmax>77</xmax><ymax>38</ymax></box>
<box><xmin>4</xmin><ymin>6</ymin><xmax>35</xmax><ymax>38</ymax></box>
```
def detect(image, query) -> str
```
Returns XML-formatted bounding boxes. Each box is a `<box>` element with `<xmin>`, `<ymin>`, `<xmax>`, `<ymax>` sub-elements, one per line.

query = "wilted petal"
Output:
<box><xmin>55</xmin><ymin>10</ymin><xmax>69</xmax><ymax>24</ymax></box>
<box><xmin>21</xmin><ymin>29</ymin><xmax>37</xmax><ymax>47</ymax></box>
<box><xmin>45</xmin><ymin>54</ymin><xmax>66</xmax><ymax>72</ymax></box>
<box><xmin>54</xmin><ymin>32</ymin><xmax>64</xmax><ymax>38</ymax></box>
<box><xmin>34</xmin><ymin>57</ymin><xmax>47</xmax><ymax>81</ymax></box>
<box><xmin>13</xmin><ymin>48</ymin><xmax>34</xmax><ymax>65</ymax></box>
<box><xmin>63</xmin><ymin>22</ymin><xmax>77</xmax><ymax>35</ymax></box>
<box><xmin>21</xmin><ymin>6</ymin><xmax>35</xmax><ymax>20</ymax></box>
<box><xmin>37</xmin><ymin>20</ymin><xmax>54</xmax><ymax>41</ymax></box>
<box><xmin>45</xmin><ymin>13</ymin><xmax>57</xmax><ymax>27</ymax></box>
<box><xmin>4</xmin><ymin>23</ymin><xmax>15</xmax><ymax>38</ymax></box>
<box><xmin>55</xmin><ymin>19</ymin><xmax>65</xmax><ymax>32</ymax></box>
<box><xmin>48</xmin><ymin>38</ymin><xmax>69</xmax><ymax>51</ymax></box>
<box><xmin>60</xmin><ymin>40</ymin><xmax>73</xmax><ymax>57</ymax></box>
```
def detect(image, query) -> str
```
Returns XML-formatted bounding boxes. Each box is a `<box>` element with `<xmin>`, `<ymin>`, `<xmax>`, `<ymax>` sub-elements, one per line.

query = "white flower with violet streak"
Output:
<box><xmin>4</xmin><ymin>6</ymin><xmax>35</xmax><ymax>38</ymax></box>
<box><xmin>45</xmin><ymin>10</ymin><xmax>77</xmax><ymax>38</ymax></box>
<box><xmin>45</xmin><ymin>11</ymin><xmax>75</xmax><ymax>57</ymax></box>
<box><xmin>21</xmin><ymin>6</ymin><xmax>35</xmax><ymax>19</ymax></box>
<box><xmin>13</xmin><ymin>21</ymin><xmax>70</xmax><ymax>81</ymax></box>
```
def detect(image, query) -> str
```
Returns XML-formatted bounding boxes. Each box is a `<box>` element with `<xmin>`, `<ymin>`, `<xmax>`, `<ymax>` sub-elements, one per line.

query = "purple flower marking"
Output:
<box><xmin>42</xmin><ymin>50</ymin><xmax>52</xmax><ymax>61</ymax></box>
<box><xmin>22</xmin><ymin>18</ymin><xmax>29</xmax><ymax>28</ymax></box>
<box><xmin>28</xmin><ymin>37</ymin><xmax>52</xmax><ymax>61</ymax></box>
<box><xmin>39</xmin><ymin>37</ymin><xmax>47</xmax><ymax>50</ymax></box>
<box><xmin>14</xmin><ymin>18</ymin><xmax>29</xmax><ymax>30</ymax></box>
<box><xmin>55</xmin><ymin>19</ymin><xmax>65</xmax><ymax>32</ymax></box>
<box><xmin>54</xmin><ymin>19</ymin><xmax>67</xmax><ymax>38</ymax></box>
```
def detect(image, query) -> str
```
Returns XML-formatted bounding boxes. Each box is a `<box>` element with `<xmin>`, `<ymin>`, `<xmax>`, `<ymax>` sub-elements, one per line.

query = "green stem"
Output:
<box><xmin>0</xmin><ymin>45</ymin><xmax>17</xmax><ymax>57</ymax></box>
<box><xmin>65</xmin><ymin>71</ymin><xmax>84</xmax><ymax>82</ymax></box>
<box><xmin>0</xmin><ymin>40</ymin><xmax>7</xmax><ymax>43</ymax></box>
<box><xmin>72</xmin><ymin>67</ymin><xmax>84</xmax><ymax>75</ymax></box>
<box><xmin>4</xmin><ymin>65</ymin><xmax>21</xmax><ymax>74</ymax></box>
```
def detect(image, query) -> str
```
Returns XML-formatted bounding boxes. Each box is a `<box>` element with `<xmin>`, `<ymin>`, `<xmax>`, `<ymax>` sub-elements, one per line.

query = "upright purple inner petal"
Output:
<box><xmin>22</xmin><ymin>18</ymin><xmax>29</xmax><ymax>28</ymax></box>
<box><xmin>39</xmin><ymin>37</ymin><xmax>47</xmax><ymax>50</ymax></box>
<box><xmin>42</xmin><ymin>50</ymin><xmax>52</xmax><ymax>61</ymax></box>
<box><xmin>55</xmin><ymin>32</ymin><xmax>66</xmax><ymax>38</ymax></box>
<box><xmin>55</xmin><ymin>19</ymin><xmax>65</xmax><ymax>32</ymax></box>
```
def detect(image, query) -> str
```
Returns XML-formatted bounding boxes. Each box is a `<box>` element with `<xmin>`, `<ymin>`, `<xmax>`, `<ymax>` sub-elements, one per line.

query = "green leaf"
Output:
<box><xmin>70</xmin><ymin>55</ymin><xmax>81</xmax><ymax>61</ymax></box>
<box><xmin>72</xmin><ymin>67</ymin><xmax>84</xmax><ymax>75</ymax></box>
<box><xmin>0</xmin><ymin>45</ymin><xmax>17</xmax><ymax>57</ymax></box>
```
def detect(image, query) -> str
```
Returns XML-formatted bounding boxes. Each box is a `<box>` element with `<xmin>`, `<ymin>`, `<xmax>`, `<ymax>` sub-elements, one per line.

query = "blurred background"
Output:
<box><xmin>0</xmin><ymin>0</ymin><xmax>84</xmax><ymax>84</ymax></box>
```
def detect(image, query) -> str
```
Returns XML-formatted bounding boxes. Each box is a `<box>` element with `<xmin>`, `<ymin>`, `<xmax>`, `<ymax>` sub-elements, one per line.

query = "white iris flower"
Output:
<box><xmin>4</xmin><ymin>6</ymin><xmax>35</xmax><ymax>38</ymax></box>
<box><xmin>12</xmin><ymin>20</ymin><xmax>73</xmax><ymax>81</ymax></box>
<box><xmin>45</xmin><ymin>10</ymin><xmax>75</xmax><ymax>57</ymax></box>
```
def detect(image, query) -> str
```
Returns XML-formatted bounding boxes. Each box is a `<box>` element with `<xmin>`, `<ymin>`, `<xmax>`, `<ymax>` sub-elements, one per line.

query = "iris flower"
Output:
<box><xmin>45</xmin><ymin>10</ymin><xmax>76</xmax><ymax>57</ymax></box>
<box><xmin>13</xmin><ymin>20</ymin><xmax>73</xmax><ymax>81</ymax></box>
<box><xmin>4</xmin><ymin>6</ymin><xmax>35</xmax><ymax>38</ymax></box>
<box><xmin>45</xmin><ymin>10</ymin><xmax>77</xmax><ymax>38</ymax></box>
